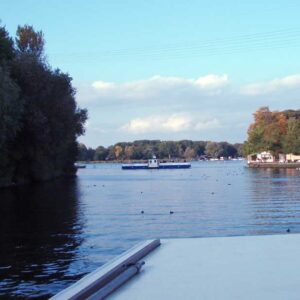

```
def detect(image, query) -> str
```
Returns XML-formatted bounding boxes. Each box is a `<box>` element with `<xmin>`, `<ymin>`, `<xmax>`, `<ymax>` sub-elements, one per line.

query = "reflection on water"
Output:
<box><xmin>0</xmin><ymin>179</ymin><xmax>84</xmax><ymax>299</ymax></box>
<box><xmin>1</xmin><ymin>161</ymin><xmax>300</xmax><ymax>298</ymax></box>
<box><xmin>248</xmin><ymin>168</ymin><xmax>300</xmax><ymax>234</ymax></box>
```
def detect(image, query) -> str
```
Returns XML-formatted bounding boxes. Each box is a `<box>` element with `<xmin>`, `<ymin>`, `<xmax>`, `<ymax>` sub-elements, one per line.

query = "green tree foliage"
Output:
<box><xmin>283</xmin><ymin>119</ymin><xmax>300</xmax><ymax>154</ymax></box>
<box><xmin>204</xmin><ymin>141</ymin><xmax>237</xmax><ymax>158</ymax></box>
<box><xmin>0</xmin><ymin>25</ymin><xmax>14</xmax><ymax>61</ymax></box>
<box><xmin>233</xmin><ymin>143</ymin><xmax>244</xmax><ymax>157</ymax></box>
<box><xmin>78</xmin><ymin>143</ymin><xmax>88</xmax><ymax>161</ymax></box>
<box><xmin>0</xmin><ymin>26</ymin><xmax>22</xmax><ymax>186</ymax></box>
<box><xmin>93</xmin><ymin>146</ymin><xmax>108</xmax><ymax>161</ymax></box>
<box><xmin>193</xmin><ymin>141</ymin><xmax>206</xmax><ymax>156</ymax></box>
<box><xmin>205</xmin><ymin>142</ymin><xmax>221</xmax><ymax>158</ymax></box>
<box><xmin>0</xmin><ymin>25</ymin><xmax>87</xmax><ymax>187</ymax></box>
<box><xmin>244</xmin><ymin>107</ymin><xmax>300</xmax><ymax>156</ymax></box>
<box><xmin>78</xmin><ymin>139</ymin><xmax>242</xmax><ymax>161</ymax></box>
<box><xmin>78</xmin><ymin>144</ymin><xmax>96</xmax><ymax>161</ymax></box>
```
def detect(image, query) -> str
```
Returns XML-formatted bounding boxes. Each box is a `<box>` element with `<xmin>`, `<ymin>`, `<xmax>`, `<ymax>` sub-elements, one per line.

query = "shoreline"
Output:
<box><xmin>78</xmin><ymin>159</ymin><xmax>191</xmax><ymax>164</ymax></box>
<box><xmin>78</xmin><ymin>158</ymin><xmax>245</xmax><ymax>164</ymax></box>
<box><xmin>248</xmin><ymin>162</ymin><xmax>300</xmax><ymax>169</ymax></box>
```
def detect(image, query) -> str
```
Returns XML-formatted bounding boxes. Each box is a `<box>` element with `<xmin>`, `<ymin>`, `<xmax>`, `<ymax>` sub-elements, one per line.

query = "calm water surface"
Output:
<box><xmin>1</xmin><ymin>161</ymin><xmax>300</xmax><ymax>298</ymax></box>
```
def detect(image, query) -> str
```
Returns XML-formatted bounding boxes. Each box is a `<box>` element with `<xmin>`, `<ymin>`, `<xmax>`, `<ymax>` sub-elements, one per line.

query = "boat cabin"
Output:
<box><xmin>148</xmin><ymin>156</ymin><xmax>159</xmax><ymax>168</ymax></box>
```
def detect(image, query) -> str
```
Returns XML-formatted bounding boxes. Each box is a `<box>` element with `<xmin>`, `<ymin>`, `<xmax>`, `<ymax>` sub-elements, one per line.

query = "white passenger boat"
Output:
<box><xmin>122</xmin><ymin>156</ymin><xmax>191</xmax><ymax>170</ymax></box>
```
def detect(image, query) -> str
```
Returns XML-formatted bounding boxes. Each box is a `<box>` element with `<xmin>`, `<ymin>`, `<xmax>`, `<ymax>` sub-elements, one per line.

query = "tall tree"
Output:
<box><xmin>283</xmin><ymin>119</ymin><xmax>300</xmax><ymax>154</ymax></box>
<box><xmin>0</xmin><ymin>25</ymin><xmax>87</xmax><ymax>186</ymax></box>
<box><xmin>0</xmin><ymin>25</ymin><xmax>15</xmax><ymax>61</ymax></box>
<box><xmin>0</xmin><ymin>26</ymin><xmax>22</xmax><ymax>186</ymax></box>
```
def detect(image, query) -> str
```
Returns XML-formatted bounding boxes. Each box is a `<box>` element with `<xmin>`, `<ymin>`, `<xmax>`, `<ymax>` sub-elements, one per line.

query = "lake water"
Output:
<box><xmin>1</xmin><ymin>161</ymin><xmax>300</xmax><ymax>299</ymax></box>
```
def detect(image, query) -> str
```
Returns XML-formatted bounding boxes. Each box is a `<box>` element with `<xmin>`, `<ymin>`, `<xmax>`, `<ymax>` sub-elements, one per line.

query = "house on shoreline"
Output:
<box><xmin>286</xmin><ymin>153</ymin><xmax>300</xmax><ymax>162</ymax></box>
<box><xmin>247</xmin><ymin>151</ymin><xmax>275</xmax><ymax>163</ymax></box>
<box><xmin>247</xmin><ymin>151</ymin><xmax>300</xmax><ymax>165</ymax></box>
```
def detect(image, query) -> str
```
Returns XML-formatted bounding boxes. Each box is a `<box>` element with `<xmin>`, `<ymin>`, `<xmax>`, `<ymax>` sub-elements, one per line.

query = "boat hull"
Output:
<box><xmin>159</xmin><ymin>163</ymin><xmax>191</xmax><ymax>169</ymax></box>
<box><xmin>122</xmin><ymin>164</ymin><xmax>148</xmax><ymax>170</ymax></box>
<box><xmin>122</xmin><ymin>163</ymin><xmax>191</xmax><ymax>170</ymax></box>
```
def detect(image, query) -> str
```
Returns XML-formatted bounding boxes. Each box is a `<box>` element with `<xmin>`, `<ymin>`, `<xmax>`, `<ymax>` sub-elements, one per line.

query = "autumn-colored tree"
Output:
<box><xmin>16</xmin><ymin>25</ymin><xmax>45</xmax><ymax>59</ymax></box>
<box><xmin>124</xmin><ymin>145</ymin><xmax>134</xmax><ymax>159</ymax></box>
<box><xmin>244</xmin><ymin>107</ymin><xmax>287</xmax><ymax>155</ymax></box>
<box><xmin>114</xmin><ymin>145</ymin><xmax>123</xmax><ymax>159</ymax></box>
<box><xmin>183</xmin><ymin>147</ymin><xmax>195</xmax><ymax>159</ymax></box>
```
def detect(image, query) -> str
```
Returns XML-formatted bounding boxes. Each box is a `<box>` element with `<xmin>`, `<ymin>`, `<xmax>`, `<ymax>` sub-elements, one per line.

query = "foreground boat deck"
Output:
<box><xmin>52</xmin><ymin>234</ymin><xmax>300</xmax><ymax>299</ymax></box>
<box><xmin>109</xmin><ymin>234</ymin><xmax>300</xmax><ymax>300</ymax></box>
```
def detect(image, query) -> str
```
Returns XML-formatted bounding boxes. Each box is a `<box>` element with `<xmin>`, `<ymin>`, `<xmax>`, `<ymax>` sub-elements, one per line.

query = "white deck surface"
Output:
<box><xmin>109</xmin><ymin>234</ymin><xmax>300</xmax><ymax>300</ymax></box>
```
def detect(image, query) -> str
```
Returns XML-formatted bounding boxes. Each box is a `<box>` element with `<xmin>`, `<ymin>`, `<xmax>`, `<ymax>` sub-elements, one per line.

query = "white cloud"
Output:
<box><xmin>161</xmin><ymin>114</ymin><xmax>192</xmax><ymax>131</ymax></box>
<box><xmin>87</xmin><ymin>74</ymin><xmax>230</xmax><ymax>102</ymax></box>
<box><xmin>75</xmin><ymin>73</ymin><xmax>300</xmax><ymax>146</ymax></box>
<box><xmin>240</xmin><ymin>74</ymin><xmax>300</xmax><ymax>95</ymax></box>
<box><xmin>120</xmin><ymin>114</ymin><xmax>220</xmax><ymax>134</ymax></box>
<box><xmin>92</xmin><ymin>81</ymin><xmax>115</xmax><ymax>89</ymax></box>
<box><xmin>194</xmin><ymin>118</ymin><xmax>220</xmax><ymax>130</ymax></box>
<box><xmin>121</xmin><ymin>117</ymin><xmax>155</xmax><ymax>134</ymax></box>
<box><xmin>195</xmin><ymin>74</ymin><xmax>229</xmax><ymax>89</ymax></box>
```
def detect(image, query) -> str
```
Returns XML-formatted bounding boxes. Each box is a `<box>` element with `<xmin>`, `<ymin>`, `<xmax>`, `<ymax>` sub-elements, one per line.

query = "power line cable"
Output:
<box><xmin>49</xmin><ymin>28</ymin><xmax>300</xmax><ymax>63</ymax></box>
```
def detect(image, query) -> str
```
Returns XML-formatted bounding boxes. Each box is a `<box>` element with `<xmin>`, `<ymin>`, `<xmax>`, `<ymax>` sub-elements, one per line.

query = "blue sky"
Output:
<box><xmin>1</xmin><ymin>0</ymin><xmax>300</xmax><ymax>147</ymax></box>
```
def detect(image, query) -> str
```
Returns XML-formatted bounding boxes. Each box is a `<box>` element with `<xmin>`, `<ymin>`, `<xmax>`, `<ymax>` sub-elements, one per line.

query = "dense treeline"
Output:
<box><xmin>78</xmin><ymin>140</ymin><xmax>243</xmax><ymax>161</ymax></box>
<box><xmin>244</xmin><ymin>107</ymin><xmax>300</xmax><ymax>155</ymax></box>
<box><xmin>0</xmin><ymin>25</ymin><xmax>87</xmax><ymax>187</ymax></box>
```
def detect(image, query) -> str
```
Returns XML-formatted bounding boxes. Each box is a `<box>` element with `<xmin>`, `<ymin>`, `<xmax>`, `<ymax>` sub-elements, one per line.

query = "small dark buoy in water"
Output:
<box><xmin>211</xmin><ymin>192</ymin><xmax>215</xmax><ymax>195</ymax></box>
<box><xmin>141</xmin><ymin>210</ymin><xmax>144</xmax><ymax>214</ymax></box>
<box><xmin>170</xmin><ymin>211</ymin><xmax>174</xmax><ymax>214</ymax></box>
<box><xmin>287</xmin><ymin>228</ymin><xmax>290</xmax><ymax>233</ymax></box>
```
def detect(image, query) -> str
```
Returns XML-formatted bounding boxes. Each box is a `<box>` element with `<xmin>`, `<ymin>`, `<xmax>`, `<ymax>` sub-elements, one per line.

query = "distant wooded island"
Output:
<box><xmin>78</xmin><ymin>140</ymin><xmax>244</xmax><ymax>161</ymax></box>
<box><xmin>79</xmin><ymin>107</ymin><xmax>300</xmax><ymax>162</ymax></box>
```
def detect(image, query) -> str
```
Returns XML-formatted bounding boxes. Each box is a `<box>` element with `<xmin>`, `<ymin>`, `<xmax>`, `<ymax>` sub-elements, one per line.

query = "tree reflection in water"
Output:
<box><xmin>0</xmin><ymin>178</ymin><xmax>84</xmax><ymax>299</ymax></box>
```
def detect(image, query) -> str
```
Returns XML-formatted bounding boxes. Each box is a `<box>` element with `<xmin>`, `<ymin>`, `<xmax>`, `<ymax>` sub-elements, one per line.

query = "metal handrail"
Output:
<box><xmin>51</xmin><ymin>239</ymin><xmax>161</xmax><ymax>300</ymax></box>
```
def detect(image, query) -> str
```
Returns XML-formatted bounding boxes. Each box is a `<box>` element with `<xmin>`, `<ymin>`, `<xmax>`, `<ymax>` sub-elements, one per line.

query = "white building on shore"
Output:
<box><xmin>286</xmin><ymin>153</ymin><xmax>300</xmax><ymax>162</ymax></box>
<box><xmin>247</xmin><ymin>151</ymin><xmax>275</xmax><ymax>163</ymax></box>
<box><xmin>248</xmin><ymin>152</ymin><xmax>300</xmax><ymax>163</ymax></box>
